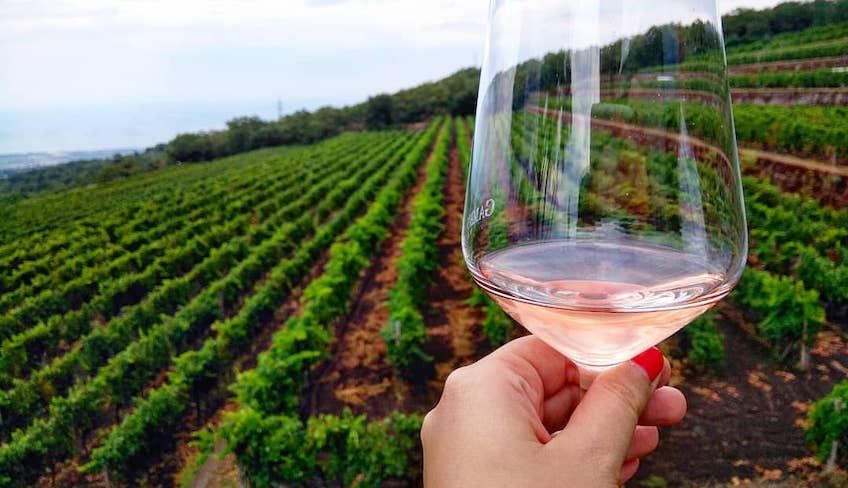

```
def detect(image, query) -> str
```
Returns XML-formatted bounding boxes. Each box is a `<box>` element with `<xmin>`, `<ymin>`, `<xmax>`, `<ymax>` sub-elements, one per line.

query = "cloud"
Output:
<box><xmin>0</xmin><ymin>0</ymin><xmax>783</xmax><ymax>109</ymax></box>
<box><xmin>0</xmin><ymin>0</ymin><xmax>485</xmax><ymax>47</ymax></box>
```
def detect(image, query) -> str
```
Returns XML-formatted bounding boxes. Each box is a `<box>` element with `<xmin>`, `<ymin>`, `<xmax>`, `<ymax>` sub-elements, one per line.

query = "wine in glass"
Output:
<box><xmin>463</xmin><ymin>0</ymin><xmax>748</xmax><ymax>386</ymax></box>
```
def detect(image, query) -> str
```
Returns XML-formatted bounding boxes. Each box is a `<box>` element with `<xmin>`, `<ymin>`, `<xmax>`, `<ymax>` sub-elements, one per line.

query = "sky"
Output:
<box><xmin>0</xmin><ymin>0</ymin><xmax>784</xmax><ymax>153</ymax></box>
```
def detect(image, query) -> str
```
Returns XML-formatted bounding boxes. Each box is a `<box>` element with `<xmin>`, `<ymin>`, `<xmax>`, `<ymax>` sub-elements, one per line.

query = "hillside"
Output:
<box><xmin>0</xmin><ymin>1</ymin><xmax>848</xmax><ymax>487</ymax></box>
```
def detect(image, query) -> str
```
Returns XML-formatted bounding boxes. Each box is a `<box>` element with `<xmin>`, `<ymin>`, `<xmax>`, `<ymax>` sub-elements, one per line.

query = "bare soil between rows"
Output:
<box><xmin>85</xmin><ymin>125</ymin><xmax>847</xmax><ymax>487</ymax></box>
<box><xmin>637</xmin><ymin>303</ymin><xmax>848</xmax><ymax>486</ymax></box>
<box><xmin>307</xmin><ymin>131</ymin><xmax>492</xmax><ymax>420</ymax></box>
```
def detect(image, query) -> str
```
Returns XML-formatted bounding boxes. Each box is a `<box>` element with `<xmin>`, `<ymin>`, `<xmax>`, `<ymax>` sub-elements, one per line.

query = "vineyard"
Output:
<box><xmin>0</xmin><ymin>3</ymin><xmax>848</xmax><ymax>487</ymax></box>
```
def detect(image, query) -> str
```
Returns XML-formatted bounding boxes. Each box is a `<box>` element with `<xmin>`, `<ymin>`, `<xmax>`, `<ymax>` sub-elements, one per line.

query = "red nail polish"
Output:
<box><xmin>631</xmin><ymin>347</ymin><xmax>664</xmax><ymax>382</ymax></box>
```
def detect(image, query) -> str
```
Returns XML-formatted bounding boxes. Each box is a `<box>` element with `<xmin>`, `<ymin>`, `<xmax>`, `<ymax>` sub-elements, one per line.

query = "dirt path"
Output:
<box><xmin>732</xmin><ymin>87</ymin><xmax>848</xmax><ymax>106</ymax></box>
<box><xmin>730</xmin><ymin>55</ymin><xmax>848</xmax><ymax>74</ymax></box>
<box><xmin>530</xmin><ymin>105</ymin><xmax>848</xmax><ymax>208</ymax></box>
<box><xmin>429</xmin><ymin>145</ymin><xmax>487</xmax><ymax>385</ymax></box>
<box><xmin>638</xmin><ymin>304</ymin><xmax>848</xmax><ymax>485</ymax></box>
<box><xmin>739</xmin><ymin>148</ymin><xmax>848</xmax><ymax>178</ymax></box>
<box><xmin>595</xmin><ymin>86</ymin><xmax>848</xmax><ymax>107</ymax></box>
<box><xmin>739</xmin><ymin>149</ymin><xmax>848</xmax><ymax>208</ymax></box>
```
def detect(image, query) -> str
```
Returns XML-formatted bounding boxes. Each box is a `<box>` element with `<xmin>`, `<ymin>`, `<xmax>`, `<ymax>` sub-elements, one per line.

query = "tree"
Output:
<box><xmin>365</xmin><ymin>94</ymin><xmax>394</xmax><ymax>130</ymax></box>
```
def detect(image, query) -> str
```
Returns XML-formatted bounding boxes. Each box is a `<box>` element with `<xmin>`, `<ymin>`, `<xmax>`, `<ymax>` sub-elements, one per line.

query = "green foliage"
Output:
<box><xmin>78</xmin><ymin>128</ymin><xmax>437</xmax><ymax>481</ymax></box>
<box><xmin>0</xmin><ymin>128</ymin><xmax>436</xmax><ymax>486</ymax></box>
<box><xmin>743</xmin><ymin>176</ymin><xmax>848</xmax><ymax>313</ymax></box>
<box><xmin>684</xmin><ymin>313</ymin><xmax>725</xmax><ymax>367</ymax></box>
<box><xmin>456</xmin><ymin>118</ymin><xmax>516</xmax><ymax>347</ymax></box>
<box><xmin>221</xmin><ymin>409</ymin><xmax>423</xmax><ymax>488</ymax></box>
<box><xmin>723</xmin><ymin>2</ymin><xmax>848</xmax><ymax>48</ymax></box>
<box><xmin>455</xmin><ymin>117</ymin><xmax>472</xmax><ymax>175</ymax></box>
<box><xmin>0</xmin><ymin>134</ymin><xmax>406</xmax><ymax>439</ymax></box>
<box><xmin>734</xmin><ymin>104</ymin><xmax>848</xmax><ymax>161</ymax></box>
<box><xmin>552</xmin><ymin>95</ymin><xmax>848</xmax><ymax>172</ymax></box>
<box><xmin>727</xmin><ymin>38</ymin><xmax>848</xmax><ymax>64</ymax></box>
<box><xmin>807</xmin><ymin>381</ymin><xmax>848</xmax><ymax>465</ymax></box>
<box><xmin>730</xmin><ymin>69</ymin><xmax>848</xmax><ymax>88</ymax></box>
<box><xmin>176</xmin><ymin>427</ymin><xmax>218</xmax><ymax>488</ymax></box>
<box><xmin>639</xmin><ymin>475</ymin><xmax>670</xmax><ymax>488</ymax></box>
<box><xmin>383</xmin><ymin>119</ymin><xmax>451</xmax><ymax>374</ymax></box>
<box><xmin>734</xmin><ymin>268</ymin><xmax>825</xmax><ymax>359</ymax></box>
<box><xmin>207</xmin><ymin>122</ymin><xmax>443</xmax><ymax>486</ymax></box>
<box><xmin>365</xmin><ymin>94</ymin><xmax>394</xmax><ymax>130</ymax></box>
<box><xmin>468</xmin><ymin>289</ymin><xmax>515</xmax><ymax>347</ymax></box>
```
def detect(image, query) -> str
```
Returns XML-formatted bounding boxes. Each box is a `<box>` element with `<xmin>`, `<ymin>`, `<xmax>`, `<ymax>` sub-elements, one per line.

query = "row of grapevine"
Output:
<box><xmin>0</xmin><ymin>146</ymin><xmax>327</xmax><ymax>325</ymax></box>
<box><xmin>207</xmin><ymin>120</ymin><xmax>448</xmax><ymax>487</ymax></box>
<box><xmin>546</xmin><ymin>97</ymin><xmax>848</xmax><ymax>164</ymax></box>
<box><xmin>454</xmin><ymin>115</ymin><xmax>518</xmax><ymax>347</ymax></box>
<box><xmin>0</xmin><ymin>133</ymin><xmax>410</xmax><ymax>441</ymax></box>
<box><xmin>726</xmin><ymin>39</ymin><xmax>848</xmax><ymax>65</ymax></box>
<box><xmin>0</xmin><ymin>130</ymin><xmax>426</xmax><ymax>486</ymax></box>
<box><xmin>222</xmin><ymin>409</ymin><xmax>423</xmax><ymax>487</ymax></box>
<box><xmin>79</xmin><ymin>125</ymin><xmax>439</xmax><ymax>482</ymax></box>
<box><xmin>0</xmin><ymin>144</ymin><xmax>302</xmax><ymax>254</ymax></box>
<box><xmin>680</xmin><ymin>313</ymin><xmax>725</xmax><ymax>367</ymax></box>
<box><xmin>0</xmin><ymin>134</ymin><xmax>402</xmax><ymax>391</ymax></box>
<box><xmin>0</xmin><ymin>140</ymin><xmax>347</xmax><ymax>299</ymax></box>
<box><xmin>725</xmin><ymin>22</ymin><xmax>848</xmax><ymax>56</ymax></box>
<box><xmin>615</xmin><ymin>69</ymin><xmax>848</xmax><ymax>91</ymax></box>
<box><xmin>644</xmin><ymin>22</ymin><xmax>848</xmax><ymax>75</ymax></box>
<box><xmin>0</xmin><ymin>147</ymin><xmax>306</xmax><ymax>301</ymax></box>
<box><xmin>733</xmin><ymin>268</ymin><xmax>825</xmax><ymax>362</ymax></box>
<box><xmin>456</xmin><ymin>116</ymin><xmax>472</xmax><ymax>174</ymax></box>
<box><xmin>518</xmin><ymin>110</ymin><xmax>840</xmax><ymax>363</ymax></box>
<box><xmin>734</xmin><ymin>104</ymin><xmax>848</xmax><ymax>162</ymax></box>
<box><xmin>730</xmin><ymin>70</ymin><xmax>848</xmax><ymax>88</ymax></box>
<box><xmin>806</xmin><ymin>381</ymin><xmax>848</xmax><ymax>467</ymax></box>
<box><xmin>743</xmin><ymin>177</ymin><xmax>848</xmax><ymax>316</ymax></box>
<box><xmin>382</xmin><ymin>120</ymin><xmax>451</xmax><ymax>374</ymax></box>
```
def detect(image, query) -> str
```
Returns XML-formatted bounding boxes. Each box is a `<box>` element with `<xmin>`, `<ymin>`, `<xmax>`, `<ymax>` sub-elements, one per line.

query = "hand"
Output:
<box><xmin>421</xmin><ymin>336</ymin><xmax>687</xmax><ymax>487</ymax></box>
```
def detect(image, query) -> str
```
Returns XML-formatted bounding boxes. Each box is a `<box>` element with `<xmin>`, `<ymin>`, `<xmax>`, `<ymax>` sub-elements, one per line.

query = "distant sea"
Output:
<box><xmin>0</xmin><ymin>149</ymin><xmax>141</xmax><ymax>173</ymax></box>
<box><xmin>0</xmin><ymin>98</ymin><xmax>344</xmax><ymax>171</ymax></box>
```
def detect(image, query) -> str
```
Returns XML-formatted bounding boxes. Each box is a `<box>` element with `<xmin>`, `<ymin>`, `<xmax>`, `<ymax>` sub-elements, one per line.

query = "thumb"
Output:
<box><xmin>550</xmin><ymin>348</ymin><xmax>665</xmax><ymax>472</ymax></box>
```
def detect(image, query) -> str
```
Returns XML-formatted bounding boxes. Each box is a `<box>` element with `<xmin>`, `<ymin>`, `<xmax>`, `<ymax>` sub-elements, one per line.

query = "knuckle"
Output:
<box><xmin>443</xmin><ymin>365</ymin><xmax>473</xmax><ymax>395</ymax></box>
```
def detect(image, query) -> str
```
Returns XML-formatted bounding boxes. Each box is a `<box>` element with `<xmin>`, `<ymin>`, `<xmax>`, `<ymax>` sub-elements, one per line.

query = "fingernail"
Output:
<box><xmin>631</xmin><ymin>347</ymin><xmax>663</xmax><ymax>382</ymax></box>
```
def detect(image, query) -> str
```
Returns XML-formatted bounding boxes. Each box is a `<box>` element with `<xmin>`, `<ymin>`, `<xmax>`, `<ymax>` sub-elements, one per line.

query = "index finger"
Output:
<box><xmin>481</xmin><ymin>335</ymin><xmax>580</xmax><ymax>398</ymax></box>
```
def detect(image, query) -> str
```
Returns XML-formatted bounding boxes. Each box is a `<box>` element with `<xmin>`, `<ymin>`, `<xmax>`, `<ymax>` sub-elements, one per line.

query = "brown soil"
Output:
<box><xmin>637</xmin><ymin>303</ymin><xmax>848</xmax><ymax>486</ymax></box>
<box><xmin>594</xmin><ymin>86</ymin><xmax>848</xmax><ymax>107</ymax></box>
<box><xmin>729</xmin><ymin>55</ymin><xmax>848</xmax><ymax>74</ymax></box>
<box><xmin>308</xmin><ymin>141</ymin><xmax>438</xmax><ymax>418</ymax></box>
<box><xmin>430</xmin><ymin>146</ymin><xmax>488</xmax><ymax>386</ymax></box>
<box><xmin>731</xmin><ymin>87</ymin><xmax>848</xmax><ymax>106</ymax></box>
<box><xmin>308</xmin><ymin>132</ymin><xmax>492</xmax><ymax>419</ymax></box>
<box><xmin>740</xmin><ymin>149</ymin><xmax>848</xmax><ymax>209</ymax></box>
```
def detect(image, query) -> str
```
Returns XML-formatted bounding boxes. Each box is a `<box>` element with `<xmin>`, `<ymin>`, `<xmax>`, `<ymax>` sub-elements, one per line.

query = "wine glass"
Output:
<box><xmin>463</xmin><ymin>0</ymin><xmax>747</xmax><ymax>386</ymax></box>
